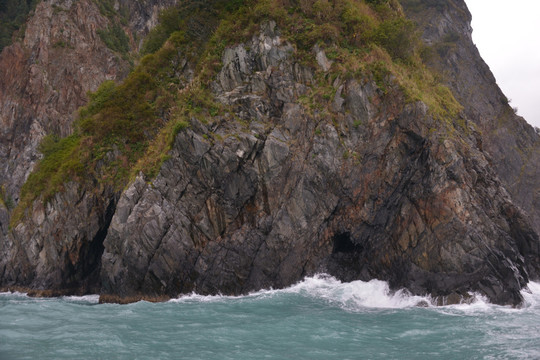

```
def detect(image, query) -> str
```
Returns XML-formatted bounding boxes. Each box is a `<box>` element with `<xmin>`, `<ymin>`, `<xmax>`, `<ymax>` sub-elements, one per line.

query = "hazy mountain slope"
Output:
<box><xmin>401</xmin><ymin>0</ymin><xmax>540</xmax><ymax>234</ymax></box>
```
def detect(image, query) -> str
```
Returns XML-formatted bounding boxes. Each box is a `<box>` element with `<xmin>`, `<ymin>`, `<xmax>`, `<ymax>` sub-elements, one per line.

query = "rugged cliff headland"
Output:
<box><xmin>0</xmin><ymin>0</ymin><xmax>539</xmax><ymax>306</ymax></box>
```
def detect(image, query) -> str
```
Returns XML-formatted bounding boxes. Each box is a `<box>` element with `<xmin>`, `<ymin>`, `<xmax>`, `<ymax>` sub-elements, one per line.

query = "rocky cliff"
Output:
<box><xmin>1</xmin><ymin>0</ymin><xmax>539</xmax><ymax>306</ymax></box>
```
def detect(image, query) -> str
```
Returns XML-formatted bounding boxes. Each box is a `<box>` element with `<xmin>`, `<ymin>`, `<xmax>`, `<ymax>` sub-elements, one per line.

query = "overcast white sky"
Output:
<box><xmin>465</xmin><ymin>0</ymin><xmax>540</xmax><ymax>128</ymax></box>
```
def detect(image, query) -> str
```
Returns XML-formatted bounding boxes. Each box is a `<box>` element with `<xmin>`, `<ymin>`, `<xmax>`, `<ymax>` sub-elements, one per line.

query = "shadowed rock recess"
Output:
<box><xmin>1</xmin><ymin>0</ymin><xmax>539</xmax><ymax>306</ymax></box>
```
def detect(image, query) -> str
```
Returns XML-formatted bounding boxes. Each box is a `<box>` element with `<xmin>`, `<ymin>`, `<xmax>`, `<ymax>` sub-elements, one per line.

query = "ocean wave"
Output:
<box><xmin>60</xmin><ymin>295</ymin><xmax>100</xmax><ymax>304</ymax></box>
<box><xmin>277</xmin><ymin>274</ymin><xmax>433</xmax><ymax>309</ymax></box>
<box><xmin>2</xmin><ymin>278</ymin><xmax>539</xmax><ymax>310</ymax></box>
<box><xmin>171</xmin><ymin>275</ymin><xmax>540</xmax><ymax>312</ymax></box>
<box><xmin>170</xmin><ymin>274</ymin><xmax>433</xmax><ymax>309</ymax></box>
<box><xmin>0</xmin><ymin>291</ymin><xmax>100</xmax><ymax>304</ymax></box>
<box><xmin>520</xmin><ymin>281</ymin><xmax>540</xmax><ymax>308</ymax></box>
<box><xmin>0</xmin><ymin>291</ymin><xmax>28</xmax><ymax>297</ymax></box>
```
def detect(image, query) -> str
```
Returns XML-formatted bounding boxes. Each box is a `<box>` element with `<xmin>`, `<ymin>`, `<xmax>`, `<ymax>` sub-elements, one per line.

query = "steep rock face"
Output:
<box><xmin>100</xmin><ymin>23</ymin><xmax>539</xmax><ymax>305</ymax></box>
<box><xmin>401</xmin><ymin>0</ymin><xmax>540</xmax><ymax>234</ymax></box>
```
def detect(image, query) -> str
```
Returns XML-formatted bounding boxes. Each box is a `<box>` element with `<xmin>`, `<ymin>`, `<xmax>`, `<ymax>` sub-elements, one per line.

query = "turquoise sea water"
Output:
<box><xmin>1</xmin><ymin>275</ymin><xmax>539</xmax><ymax>360</ymax></box>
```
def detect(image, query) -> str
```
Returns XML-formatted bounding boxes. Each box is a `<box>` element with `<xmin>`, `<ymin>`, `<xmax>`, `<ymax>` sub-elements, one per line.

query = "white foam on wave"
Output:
<box><xmin>278</xmin><ymin>274</ymin><xmax>432</xmax><ymax>310</ymax></box>
<box><xmin>435</xmin><ymin>282</ymin><xmax>540</xmax><ymax>314</ymax></box>
<box><xmin>0</xmin><ymin>291</ymin><xmax>100</xmax><ymax>305</ymax></box>
<box><xmin>0</xmin><ymin>291</ymin><xmax>28</xmax><ymax>297</ymax></box>
<box><xmin>520</xmin><ymin>281</ymin><xmax>540</xmax><ymax>308</ymax></box>
<box><xmin>437</xmin><ymin>294</ymin><xmax>492</xmax><ymax>313</ymax></box>
<box><xmin>61</xmin><ymin>294</ymin><xmax>100</xmax><ymax>304</ymax></box>
<box><xmin>170</xmin><ymin>274</ymin><xmax>433</xmax><ymax>309</ymax></box>
<box><xmin>169</xmin><ymin>292</ymin><xmax>234</xmax><ymax>303</ymax></box>
<box><xmin>167</xmin><ymin>277</ymin><xmax>540</xmax><ymax>312</ymax></box>
<box><xmin>4</xmin><ymin>278</ymin><xmax>537</xmax><ymax>311</ymax></box>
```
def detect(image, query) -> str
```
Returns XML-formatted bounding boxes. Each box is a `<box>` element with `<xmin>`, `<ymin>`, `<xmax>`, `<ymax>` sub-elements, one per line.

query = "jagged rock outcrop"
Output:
<box><xmin>99</xmin><ymin>22</ymin><xmax>539</xmax><ymax>305</ymax></box>
<box><xmin>401</xmin><ymin>0</ymin><xmax>540</xmax><ymax>235</ymax></box>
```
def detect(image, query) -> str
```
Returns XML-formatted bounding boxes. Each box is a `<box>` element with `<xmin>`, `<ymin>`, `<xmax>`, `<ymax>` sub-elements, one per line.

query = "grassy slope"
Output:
<box><xmin>11</xmin><ymin>0</ymin><xmax>464</xmax><ymax>226</ymax></box>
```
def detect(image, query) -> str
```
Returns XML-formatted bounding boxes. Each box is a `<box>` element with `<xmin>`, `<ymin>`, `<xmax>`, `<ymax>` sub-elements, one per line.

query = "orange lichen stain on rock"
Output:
<box><xmin>440</xmin><ymin>186</ymin><xmax>471</xmax><ymax>223</ymax></box>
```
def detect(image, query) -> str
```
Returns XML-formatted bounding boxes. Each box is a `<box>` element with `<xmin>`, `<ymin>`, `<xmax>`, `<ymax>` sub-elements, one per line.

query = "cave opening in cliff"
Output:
<box><xmin>332</xmin><ymin>232</ymin><xmax>363</xmax><ymax>254</ymax></box>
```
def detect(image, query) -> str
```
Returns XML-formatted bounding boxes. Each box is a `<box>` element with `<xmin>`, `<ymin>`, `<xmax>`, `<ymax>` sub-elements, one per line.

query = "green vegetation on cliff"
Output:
<box><xmin>91</xmin><ymin>0</ymin><xmax>132</xmax><ymax>58</ymax></box>
<box><xmin>0</xmin><ymin>185</ymin><xmax>14</xmax><ymax>209</ymax></box>
<box><xmin>97</xmin><ymin>24</ymin><xmax>130</xmax><ymax>55</ymax></box>
<box><xmin>11</xmin><ymin>0</ymin><xmax>463</xmax><ymax>226</ymax></box>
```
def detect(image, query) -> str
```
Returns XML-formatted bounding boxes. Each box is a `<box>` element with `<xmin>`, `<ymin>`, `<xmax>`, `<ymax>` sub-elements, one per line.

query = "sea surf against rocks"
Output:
<box><xmin>2</xmin><ymin>276</ymin><xmax>540</xmax><ymax>359</ymax></box>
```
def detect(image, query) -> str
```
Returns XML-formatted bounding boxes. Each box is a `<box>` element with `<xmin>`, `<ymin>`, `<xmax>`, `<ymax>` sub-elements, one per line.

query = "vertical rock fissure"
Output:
<box><xmin>69</xmin><ymin>197</ymin><xmax>117</xmax><ymax>294</ymax></box>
